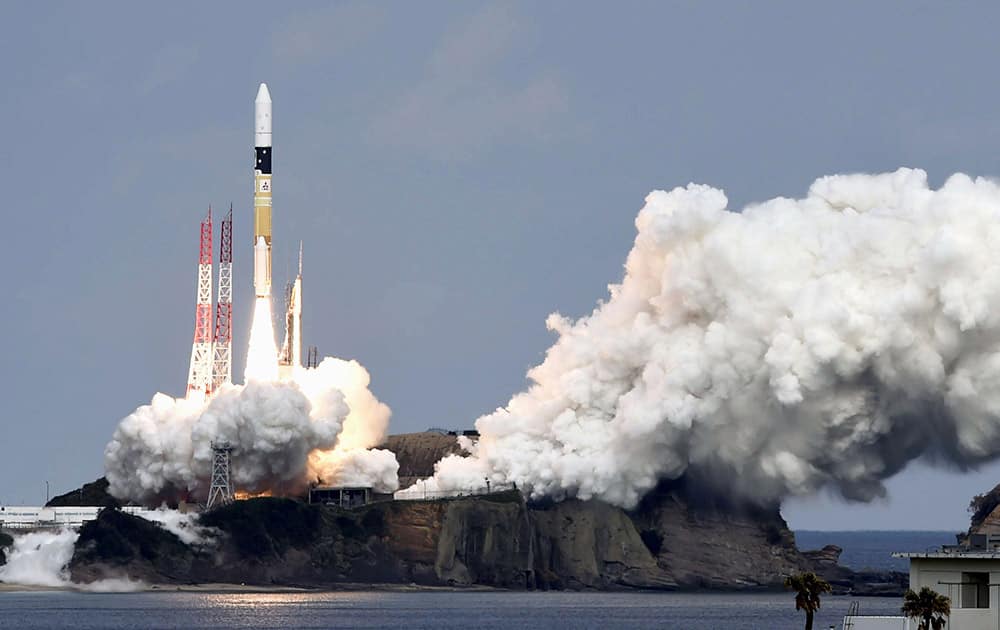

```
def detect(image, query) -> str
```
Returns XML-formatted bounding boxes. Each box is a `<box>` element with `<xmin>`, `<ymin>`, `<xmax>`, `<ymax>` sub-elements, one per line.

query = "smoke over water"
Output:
<box><xmin>105</xmin><ymin>358</ymin><xmax>398</xmax><ymax>504</ymax></box>
<box><xmin>0</xmin><ymin>530</ymin><xmax>81</xmax><ymax>588</ymax></box>
<box><xmin>403</xmin><ymin>169</ymin><xmax>1000</xmax><ymax>508</ymax></box>
<box><xmin>0</xmin><ymin>510</ymin><xmax>208</xmax><ymax>590</ymax></box>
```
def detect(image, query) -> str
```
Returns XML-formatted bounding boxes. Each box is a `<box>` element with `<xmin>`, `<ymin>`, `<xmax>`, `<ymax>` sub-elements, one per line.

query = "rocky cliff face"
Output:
<box><xmin>46</xmin><ymin>477</ymin><xmax>119</xmax><ymax>508</ymax></box>
<box><xmin>0</xmin><ymin>532</ymin><xmax>11</xmax><ymax>566</ymax></box>
<box><xmin>380</xmin><ymin>432</ymin><xmax>464</xmax><ymax>489</ymax></box>
<box><xmin>71</xmin><ymin>508</ymin><xmax>196</xmax><ymax>583</ymax></box>
<box><xmin>629</xmin><ymin>484</ymin><xmax>804</xmax><ymax>589</ymax></box>
<box><xmin>45</xmin><ymin>432</ymin><xmax>906</xmax><ymax>591</ymax></box>
<box><xmin>967</xmin><ymin>482</ymin><xmax>1000</xmax><ymax>537</ymax></box>
<box><xmin>68</xmin><ymin>490</ymin><xmax>879</xmax><ymax>592</ymax></box>
<box><xmin>49</xmin><ymin>432</ymin><xmax>903</xmax><ymax>592</ymax></box>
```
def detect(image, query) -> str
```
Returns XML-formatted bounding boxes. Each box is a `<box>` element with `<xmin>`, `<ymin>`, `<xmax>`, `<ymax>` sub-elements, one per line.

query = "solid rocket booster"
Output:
<box><xmin>253</xmin><ymin>83</ymin><xmax>272</xmax><ymax>298</ymax></box>
<box><xmin>254</xmin><ymin>236</ymin><xmax>269</xmax><ymax>297</ymax></box>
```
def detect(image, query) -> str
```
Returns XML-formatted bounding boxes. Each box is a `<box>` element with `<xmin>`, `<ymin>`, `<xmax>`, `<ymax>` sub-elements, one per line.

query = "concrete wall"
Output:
<box><xmin>0</xmin><ymin>506</ymin><xmax>155</xmax><ymax>529</ymax></box>
<box><xmin>910</xmin><ymin>557</ymin><xmax>1000</xmax><ymax>630</ymax></box>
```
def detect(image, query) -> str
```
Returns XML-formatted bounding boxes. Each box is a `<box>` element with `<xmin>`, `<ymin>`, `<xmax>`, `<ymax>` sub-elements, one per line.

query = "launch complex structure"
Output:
<box><xmin>185</xmin><ymin>83</ymin><xmax>306</xmax><ymax>397</ymax></box>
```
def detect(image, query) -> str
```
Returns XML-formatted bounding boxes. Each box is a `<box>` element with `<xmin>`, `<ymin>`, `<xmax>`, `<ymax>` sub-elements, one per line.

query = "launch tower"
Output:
<box><xmin>207</xmin><ymin>441</ymin><xmax>234</xmax><ymax>508</ymax></box>
<box><xmin>211</xmin><ymin>206</ymin><xmax>233</xmax><ymax>391</ymax></box>
<box><xmin>186</xmin><ymin>209</ymin><xmax>213</xmax><ymax>395</ymax></box>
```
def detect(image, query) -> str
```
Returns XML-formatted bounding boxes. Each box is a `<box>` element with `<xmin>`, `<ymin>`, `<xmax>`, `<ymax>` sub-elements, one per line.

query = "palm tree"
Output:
<box><xmin>902</xmin><ymin>586</ymin><xmax>951</xmax><ymax>630</ymax></box>
<box><xmin>784</xmin><ymin>571</ymin><xmax>833</xmax><ymax>630</ymax></box>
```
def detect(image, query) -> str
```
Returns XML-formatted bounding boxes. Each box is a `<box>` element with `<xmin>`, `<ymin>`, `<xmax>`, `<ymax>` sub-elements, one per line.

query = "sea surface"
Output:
<box><xmin>0</xmin><ymin>590</ymin><xmax>901</xmax><ymax>630</ymax></box>
<box><xmin>794</xmin><ymin>530</ymin><xmax>957</xmax><ymax>572</ymax></box>
<box><xmin>0</xmin><ymin>530</ymin><xmax>952</xmax><ymax>629</ymax></box>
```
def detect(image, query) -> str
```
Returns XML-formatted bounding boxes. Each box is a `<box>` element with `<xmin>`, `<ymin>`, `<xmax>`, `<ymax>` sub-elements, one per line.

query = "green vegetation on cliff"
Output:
<box><xmin>200</xmin><ymin>498</ymin><xmax>321</xmax><ymax>558</ymax></box>
<box><xmin>77</xmin><ymin>509</ymin><xmax>185</xmax><ymax>562</ymax></box>
<box><xmin>71</xmin><ymin>508</ymin><xmax>197</xmax><ymax>583</ymax></box>
<box><xmin>46</xmin><ymin>477</ymin><xmax>118</xmax><ymax>508</ymax></box>
<box><xmin>969</xmin><ymin>485</ymin><xmax>1000</xmax><ymax>532</ymax></box>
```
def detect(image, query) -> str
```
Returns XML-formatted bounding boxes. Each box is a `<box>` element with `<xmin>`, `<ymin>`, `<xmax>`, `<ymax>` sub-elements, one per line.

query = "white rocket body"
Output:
<box><xmin>255</xmin><ymin>85</ymin><xmax>272</xmax><ymax>148</ymax></box>
<box><xmin>253</xmin><ymin>83</ymin><xmax>273</xmax><ymax>299</ymax></box>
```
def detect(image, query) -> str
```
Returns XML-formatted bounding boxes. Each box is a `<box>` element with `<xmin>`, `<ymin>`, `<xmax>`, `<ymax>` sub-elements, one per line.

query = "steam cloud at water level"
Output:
<box><xmin>0</xmin><ymin>510</ymin><xmax>210</xmax><ymax>590</ymax></box>
<box><xmin>408</xmin><ymin>168</ymin><xmax>1000</xmax><ymax>508</ymax></box>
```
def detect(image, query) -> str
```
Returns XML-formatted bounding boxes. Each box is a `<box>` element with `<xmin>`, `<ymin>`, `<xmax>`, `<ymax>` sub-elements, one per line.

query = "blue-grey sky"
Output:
<box><xmin>3</xmin><ymin>1</ymin><xmax>1000</xmax><ymax>530</ymax></box>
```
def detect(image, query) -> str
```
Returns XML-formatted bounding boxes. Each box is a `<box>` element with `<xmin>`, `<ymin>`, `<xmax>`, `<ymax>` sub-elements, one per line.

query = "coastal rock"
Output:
<box><xmin>968</xmin><ymin>482</ymin><xmax>1000</xmax><ymax>537</ymax></box>
<box><xmin>46</xmin><ymin>477</ymin><xmax>119</xmax><ymax>508</ymax></box>
<box><xmin>68</xmin><ymin>490</ymin><xmax>854</xmax><ymax>591</ymax></box>
<box><xmin>70</xmin><ymin>508</ymin><xmax>198</xmax><ymax>583</ymax></box>
<box><xmin>0</xmin><ymin>531</ymin><xmax>11</xmax><ymax>566</ymax></box>
<box><xmin>380</xmin><ymin>432</ymin><xmax>465</xmax><ymax>489</ymax></box>
<box><xmin>56</xmin><ymin>432</ymin><xmax>903</xmax><ymax>593</ymax></box>
<box><xmin>630</xmin><ymin>484</ymin><xmax>804</xmax><ymax>589</ymax></box>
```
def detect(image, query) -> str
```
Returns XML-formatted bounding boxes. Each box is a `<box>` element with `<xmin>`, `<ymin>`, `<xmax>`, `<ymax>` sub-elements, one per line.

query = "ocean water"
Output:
<box><xmin>0</xmin><ymin>590</ymin><xmax>901</xmax><ymax>630</ymax></box>
<box><xmin>794</xmin><ymin>530</ymin><xmax>958</xmax><ymax>572</ymax></box>
<box><xmin>0</xmin><ymin>530</ymin><xmax>942</xmax><ymax>628</ymax></box>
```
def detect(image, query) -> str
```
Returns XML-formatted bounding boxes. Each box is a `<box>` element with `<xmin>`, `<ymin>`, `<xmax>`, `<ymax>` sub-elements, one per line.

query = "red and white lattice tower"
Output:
<box><xmin>212</xmin><ymin>206</ymin><xmax>233</xmax><ymax>391</ymax></box>
<box><xmin>186</xmin><ymin>208</ymin><xmax>214</xmax><ymax>396</ymax></box>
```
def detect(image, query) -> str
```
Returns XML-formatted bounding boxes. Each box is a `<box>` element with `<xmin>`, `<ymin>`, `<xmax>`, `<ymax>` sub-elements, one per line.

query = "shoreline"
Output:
<box><xmin>0</xmin><ymin>580</ymin><xmax>903</xmax><ymax>596</ymax></box>
<box><xmin>0</xmin><ymin>581</ymin><xmax>506</xmax><ymax>594</ymax></box>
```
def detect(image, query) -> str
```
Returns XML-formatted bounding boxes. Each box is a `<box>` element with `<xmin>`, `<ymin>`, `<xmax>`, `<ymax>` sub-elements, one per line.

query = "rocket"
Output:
<box><xmin>253</xmin><ymin>83</ymin><xmax>272</xmax><ymax>298</ymax></box>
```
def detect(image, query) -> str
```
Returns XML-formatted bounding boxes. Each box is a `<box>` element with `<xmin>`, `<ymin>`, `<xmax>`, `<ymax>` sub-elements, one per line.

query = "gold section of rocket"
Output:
<box><xmin>254</xmin><ymin>173</ymin><xmax>272</xmax><ymax>245</ymax></box>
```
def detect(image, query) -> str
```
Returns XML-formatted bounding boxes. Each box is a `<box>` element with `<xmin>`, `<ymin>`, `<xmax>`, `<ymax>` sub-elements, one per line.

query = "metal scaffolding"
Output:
<box><xmin>212</xmin><ymin>206</ymin><xmax>233</xmax><ymax>391</ymax></box>
<box><xmin>186</xmin><ymin>209</ymin><xmax>213</xmax><ymax>396</ymax></box>
<box><xmin>206</xmin><ymin>441</ymin><xmax>234</xmax><ymax>509</ymax></box>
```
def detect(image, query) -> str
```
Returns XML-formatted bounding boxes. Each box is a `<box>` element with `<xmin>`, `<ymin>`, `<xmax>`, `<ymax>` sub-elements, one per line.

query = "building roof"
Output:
<box><xmin>310</xmin><ymin>486</ymin><xmax>372</xmax><ymax>491</ymax></box>
<box><xmin>893</xmin><ymin>552</ymin><xmax>1000</xmax><ymax>559</ymax></box>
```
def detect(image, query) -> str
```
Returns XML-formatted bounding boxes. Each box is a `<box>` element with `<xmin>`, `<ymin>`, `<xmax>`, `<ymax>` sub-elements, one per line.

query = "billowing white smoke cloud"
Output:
<box><xmin>0</xmin><ymin>530</ymin><xmax>80</xmax><ymax>588</ymax></box>
<box><xmin>0</xmin><ymin>529</ymin><xmax>142</xmax><ymax>591</ymax></box>
<box><xmin>409</xmin><ymin>169</ymin><xmax>1000</xmax><ymax>508</ymax></box>
<box><xmin>105</xmin><ymin>358</ymin><xmax>398</xmax><ymax>504</ymax></box>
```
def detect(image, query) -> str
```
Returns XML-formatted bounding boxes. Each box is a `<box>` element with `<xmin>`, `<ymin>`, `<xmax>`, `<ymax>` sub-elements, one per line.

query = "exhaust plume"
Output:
<box><xmin>245</xmin><ymin>296</ymin><xmax>279</xmax><ymax>382</ymax></box>
<box><xmin>408</xmin><ymin>169</ymin><xmax>1000</xmax><ymax>508</ymax></box>
<box><xmin>105</xmin><ymin>357</ymin><xmax>397</xmax><ymax>504</ymax></box>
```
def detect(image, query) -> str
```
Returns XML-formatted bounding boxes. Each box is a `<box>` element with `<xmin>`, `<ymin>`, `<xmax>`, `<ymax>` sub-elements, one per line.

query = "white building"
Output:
<box><xmin>845</xmin><ymin>541</ymin><xmax>1000</xmax><ymax>630</ymax></box>
<box><xmin>0</xmin><ymin>505</ymin><xmax>159</xmax><ymax>529</ymax></box>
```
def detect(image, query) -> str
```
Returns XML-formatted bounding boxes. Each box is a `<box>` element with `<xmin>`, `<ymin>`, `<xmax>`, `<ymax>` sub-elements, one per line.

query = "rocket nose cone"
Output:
<box><xmin>255</xmin><ymin>83</ymin><xmax>271</xmax><ymax>103</ymax></box>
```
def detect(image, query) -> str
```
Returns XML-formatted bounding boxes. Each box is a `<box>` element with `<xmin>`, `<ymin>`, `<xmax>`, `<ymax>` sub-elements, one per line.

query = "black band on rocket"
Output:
<box><xmin>255</xmin><ymin>147</ymin><xmax>271</xmax><ymax>174</ymax></box>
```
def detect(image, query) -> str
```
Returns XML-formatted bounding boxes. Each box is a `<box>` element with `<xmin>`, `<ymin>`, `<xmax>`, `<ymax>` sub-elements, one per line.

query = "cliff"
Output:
<box><xmin>628</xmin><ymin>483</ymin><xmax>803</xmax><ymax>588</ymax></box>
<box><xmin>71</xmin><ymin>508</ymin><xmax>197</xmax><ymax>583</ymax></box>
<box><xmin>68</xmin><ymin>490</ymin><xmax>893</xmax><ymax>592</ymax></box>
<box><xmin>54</xmin><ymin>432</ymin><xmax>900</xmax><ymax>592</ymax></box>
<box><xmin>46</xmin><ymin>477</ymin><xmax>118</xmax><ymax>508</ymax></box>
<box><xmin>967</xmin><ymin>482</ymin><xmax>1000</xmax><ymax>536</ymax></box>
<box><xmin>379</xmin><ymin>432</ymin><xmax>464</xmax><ymax>488</ymax></box>
<box><xmin>0</xmin><ymin>531</ymin><xmax>11</xmax><ymax>566</ymax></box>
